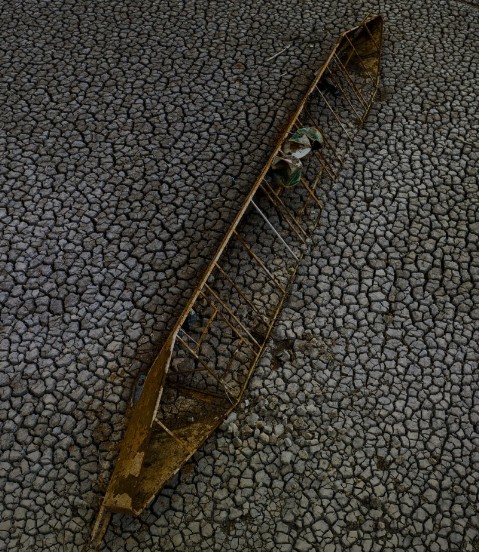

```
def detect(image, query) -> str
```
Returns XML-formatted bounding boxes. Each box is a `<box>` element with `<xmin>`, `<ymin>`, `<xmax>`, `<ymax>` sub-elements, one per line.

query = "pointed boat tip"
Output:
<box><xmin>90</xmin><ymin>509</ymin><xmax>112</xmax><ymax>551</ymax></box>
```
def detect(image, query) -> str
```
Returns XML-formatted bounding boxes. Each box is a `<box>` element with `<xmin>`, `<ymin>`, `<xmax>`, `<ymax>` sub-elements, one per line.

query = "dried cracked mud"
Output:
<box><xmin>1</xmin><ymin>0</ymin><xmax>478</xmax><ymax>551</ymax></box>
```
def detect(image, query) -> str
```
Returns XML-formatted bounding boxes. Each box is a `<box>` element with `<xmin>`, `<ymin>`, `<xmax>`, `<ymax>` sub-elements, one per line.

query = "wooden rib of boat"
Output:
<box><xmin>91</xmin><ymin>14</ymin><xmax>384</xmax><ymax>546</ymax></box>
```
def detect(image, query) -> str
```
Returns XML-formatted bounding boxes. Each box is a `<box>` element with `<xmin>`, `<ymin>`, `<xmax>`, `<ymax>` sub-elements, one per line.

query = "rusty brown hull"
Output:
<box><xmin>91</xmin><ymin>14</ymin><xmax>384</xmax><ymax>546</ymax></box>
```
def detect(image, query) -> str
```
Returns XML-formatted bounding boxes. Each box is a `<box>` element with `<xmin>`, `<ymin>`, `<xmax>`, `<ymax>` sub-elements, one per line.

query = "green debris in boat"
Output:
<box><xmin>269</xmin><ymin>127</ymin><xmax>323</xmax><ymax>188</ymax></box>
<box><xmin>270</xmin><ymin>154</ymin><xmax>302</xmax><ymax>188</ymax></box>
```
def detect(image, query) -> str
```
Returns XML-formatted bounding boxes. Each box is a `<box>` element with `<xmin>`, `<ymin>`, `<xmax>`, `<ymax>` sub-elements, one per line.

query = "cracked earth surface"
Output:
<box><xmin>1</xmin><ymin>0</ymin><xmax>478</xmax><ymax>550</ymax></box>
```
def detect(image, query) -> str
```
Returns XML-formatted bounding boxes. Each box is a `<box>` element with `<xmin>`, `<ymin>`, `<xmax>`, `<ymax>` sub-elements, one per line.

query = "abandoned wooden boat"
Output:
<box><xmin>91</xmin><ymin>14</ymin><xmax>384</xmax><ymax>546</ymax></box>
